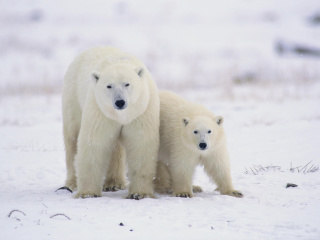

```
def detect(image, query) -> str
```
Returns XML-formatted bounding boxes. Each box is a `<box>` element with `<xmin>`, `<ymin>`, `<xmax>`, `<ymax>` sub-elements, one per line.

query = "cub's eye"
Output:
<box><xmin>125</xmin><ymin>83</ymin><xmax>130</xmax><ymax>87</ymax></box>
<box><xmin>208</xmin><ymin>130</ymin><xmax>211</xmax><ymax>134</ymax></box>
<box><xmin>107</xmin><ymin>85</ymin><xmax>112</xmax><ymax>89</ymax></box>
<box><xmin>194</xmin><ymin>130</ymin><xmax>198</xmax><ymax>134</ymax></box>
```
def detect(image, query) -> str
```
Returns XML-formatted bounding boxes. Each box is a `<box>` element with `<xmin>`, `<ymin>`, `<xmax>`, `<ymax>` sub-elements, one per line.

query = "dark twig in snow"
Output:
<box><xmin>55</xmin><ymin>186</ymin><xmax>73</xmax><ymax>193</ymax></box>
<box><xmin>245</xmin><ymin>161</ymin><xmax>319</xmax><ymax>175</ymax></box>
<box><xmin>286</xmin><ymin>183</ymin><xmax>298</xmax><ymax>188</ymax></box>
<box><xmin>8</xmin><ymin>210</ymin><xmax>26</xmax><ymax>218</ymax></box>
<box><xmin>299</xmin><ymin>161</ymin><xmax>312</xmax><ymax>173</ymax></box>
<box><xmin>50</xmin><ymin>214</ymin><xmax>71</xmax><ymax>220</ymax></box>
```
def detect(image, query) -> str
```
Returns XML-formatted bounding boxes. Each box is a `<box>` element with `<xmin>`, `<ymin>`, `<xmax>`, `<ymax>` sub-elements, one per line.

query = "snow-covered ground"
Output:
<box><xmin>1</xmin><ymin>86</ymin><xmax>320</xmax><ymax>239</ymax></box>
<box><xmin>1</xmin><ymin>0</ymin><xmax>320</xmax><ymax>239</ymax></box>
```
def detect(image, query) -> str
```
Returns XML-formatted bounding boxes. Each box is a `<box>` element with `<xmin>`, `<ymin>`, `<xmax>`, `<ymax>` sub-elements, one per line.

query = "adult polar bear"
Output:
<box><xmin>62</xmin><ymin>46</ymin><xmax>160</xmax><ymax>199</ymax></box>
<box><xmin>155</xmin><ymin>91</ymin><xmax>242</xmax><ymax>198</ymax></box>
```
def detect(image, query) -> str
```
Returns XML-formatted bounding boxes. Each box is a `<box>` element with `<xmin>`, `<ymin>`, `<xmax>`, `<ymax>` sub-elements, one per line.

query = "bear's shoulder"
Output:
<box><xmin>160</xmin><ymin>90</ymin><xmax>214</xmax><ymax>118</ymax></box>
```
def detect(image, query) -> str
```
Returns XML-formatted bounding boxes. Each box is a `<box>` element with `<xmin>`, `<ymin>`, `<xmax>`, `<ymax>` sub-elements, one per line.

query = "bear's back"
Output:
<box><xmin>159</xmin><ymin>91</ymin><xmax>214</xmax><ymax>123</ymax></box>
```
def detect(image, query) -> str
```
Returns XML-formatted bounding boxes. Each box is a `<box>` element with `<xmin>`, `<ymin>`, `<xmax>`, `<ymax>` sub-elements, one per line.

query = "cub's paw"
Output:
<box><xmin>192</xmin><ymin>185</ymin><xmax>203</xmax><ymax>193</ymax></box>
<box><xmin>175</xmin><ymin>192</ymin><xmax>193</xmax><ymax>198</ymax></box>
<box><xmin>227</xmin><ymin>190</ymin><xmax>243</xmax><ymax>198</ymax></box>
<box><xmin>74</xmin><ymin>192</ymin><xmax>102</xmax><ymax>199</ymax></box>
<box><xmin>127</xmin><ymin>193</ymin><xmax>155</xmax><ymax>200</ymax></box>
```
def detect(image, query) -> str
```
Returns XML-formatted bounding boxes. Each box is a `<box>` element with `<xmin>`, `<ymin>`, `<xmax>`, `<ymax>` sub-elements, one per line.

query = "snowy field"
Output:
<box><xmin>1</xmin><ymin>0</ymin><xmax>320</xmax><ymax>239</ymax></box>
<box><xmin>1</xmin><ymin>88</ymin><xmax>320</xmax><ymax>240</ymax></box>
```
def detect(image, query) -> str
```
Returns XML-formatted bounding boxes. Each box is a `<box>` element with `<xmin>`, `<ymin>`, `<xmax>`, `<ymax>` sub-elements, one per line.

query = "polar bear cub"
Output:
<box><xmin>62</xmin><ymin>46</ymin><xmax>160</xmax><ymax>199</ymax></box>
<box><xmin>155</xmin><ymin>91</ymin><xmax>242</xmax><ymax>198</ymax></box>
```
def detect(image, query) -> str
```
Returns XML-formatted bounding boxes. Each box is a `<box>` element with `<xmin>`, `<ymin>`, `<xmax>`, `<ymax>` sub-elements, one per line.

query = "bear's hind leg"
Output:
<box><xmin>62</xmin><ymin>122</ymin><xmax>80</xmax><ymax>192</ymax></box>
<box><xmin>154</xmin><ymin>161</ymin><xmax>172</xmax><ymax>194</ymax></box>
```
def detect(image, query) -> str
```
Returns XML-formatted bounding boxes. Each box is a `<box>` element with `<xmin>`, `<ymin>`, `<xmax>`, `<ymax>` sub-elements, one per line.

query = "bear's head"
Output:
<box><xmin>91</xmin><ymin>63</ymin><xmax>150</xmax><ymax>124</ymax></box>
<box><xmin>181</xmin><ymin>115</ymin><xmax>224</xmax><ymax>154</ymax></box>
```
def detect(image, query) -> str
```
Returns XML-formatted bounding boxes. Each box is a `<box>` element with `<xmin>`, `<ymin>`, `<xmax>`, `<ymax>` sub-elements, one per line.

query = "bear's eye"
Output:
<box><xmin>208</xmin><ymin>130</ymin><xmax>211</xmax><ymax>134</ymax></box>
<box><xmin>107</xmin><ymin>85</ymin><xmax>112</xmax><ymax>89</ymax></box>
<box><xmin>194</xmin><ymin>130</ymin><xmax>198</xmax><ymax>134</ymax></box>
<box><xmin>125</xmin><ymin>83</ymin><xmax>130</xmax><ymax>87</ymax></box>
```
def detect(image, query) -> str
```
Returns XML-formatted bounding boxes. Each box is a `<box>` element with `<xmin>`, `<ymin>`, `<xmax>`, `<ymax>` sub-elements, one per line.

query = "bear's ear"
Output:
<box><xmin>136</xmin><ymin>67</ymin><xmax>144</xmax><ymax>78</ymax></box>
<box><xmin>182</xmin><ymin>118</ymin><xmax>189</xmax><ymax>126</ymax></box>
<box><xmin>216</xmin><ymin>116</ymin><xmax>224</xmax><ymax>126</ymax></box>
<box><xmin>91</xmin><ymin>72</ymin><xmax>100</xmax><ymax>84</ymax></box>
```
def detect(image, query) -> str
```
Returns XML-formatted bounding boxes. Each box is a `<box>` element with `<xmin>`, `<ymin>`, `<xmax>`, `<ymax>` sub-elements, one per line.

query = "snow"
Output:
<box><xmin>1</xmin><ymin>87</ymin><xmax>320</xmax><ymax>239</ymax></box>
<box><xmin>1</xmin><ymin>0</ymin><xmax>320</xmax><ymax>239</ymax></box>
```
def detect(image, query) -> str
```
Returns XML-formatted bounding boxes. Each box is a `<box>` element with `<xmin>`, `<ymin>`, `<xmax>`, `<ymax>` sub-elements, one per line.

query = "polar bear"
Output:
<box><xmin>154</xmin><ymin>91</ymin><xmax>242</xmax><ymax>198</ymax></box>
<box><xmin>62</xmin><ymin>46</ymin><xmax>160</xmax><ymax>199</ymax></box>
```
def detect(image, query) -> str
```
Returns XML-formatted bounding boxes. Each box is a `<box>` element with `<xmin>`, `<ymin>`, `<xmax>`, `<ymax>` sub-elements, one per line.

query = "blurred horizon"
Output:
<box><xmin>0</xmin><ymin>0</ymin><xmax>320</xmax><ymax>96</ymax></box>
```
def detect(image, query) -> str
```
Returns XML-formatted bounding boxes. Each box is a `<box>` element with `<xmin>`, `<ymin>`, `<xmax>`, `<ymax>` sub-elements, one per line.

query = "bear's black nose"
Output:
<box><xmin>199</xmin><ymin>143</ymin><xmax>207</xmax><ymax>150</ymax></box>
<box><xmin>115</xmin><ymin>100</ymin><xmax>126</xmax><ymax>109</ymax></box>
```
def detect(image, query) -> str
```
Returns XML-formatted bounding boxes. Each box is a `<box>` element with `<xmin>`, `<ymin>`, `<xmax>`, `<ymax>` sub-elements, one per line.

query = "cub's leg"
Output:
<box><xmin>169</xmin><ymin>151</ymin><xmax>198</xmax><ymax>198</ymax></box>
<box><xmin>202</xmin><ymin>147</ymin><xmax>243</xmax><ymax>198</ymax></box>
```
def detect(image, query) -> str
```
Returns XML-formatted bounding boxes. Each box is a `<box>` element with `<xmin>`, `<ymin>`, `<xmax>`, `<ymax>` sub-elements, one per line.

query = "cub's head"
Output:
<box><xmin>91</xmin><ymin>63</ymin><xmax>149</xmax><ymax>123</ymax></box>
<box><xmin>181</xmin><ymin>115</ymin><xmax>224</xmax><ymax>154</ymax></box>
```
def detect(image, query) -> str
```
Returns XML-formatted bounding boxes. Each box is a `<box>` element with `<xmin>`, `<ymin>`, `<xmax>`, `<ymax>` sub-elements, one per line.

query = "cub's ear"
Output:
<box><xmin>91</xmin><ymin>72</ymin><xmax>100</xmax><ymax>84</ymax></box>
<box><xmin>182</xmin><ymin>118</ymin><xmax>189</xmax><ymax>126</ymax></box>
<box><xmin>216</xmin><ymin>116</ymin><xmax>224</xmax><ymax>126</ymax></box>
<box><xmin>136</xmin><ymin>67</ymin><xmax>144</xmax><ymax>77</ymax></box>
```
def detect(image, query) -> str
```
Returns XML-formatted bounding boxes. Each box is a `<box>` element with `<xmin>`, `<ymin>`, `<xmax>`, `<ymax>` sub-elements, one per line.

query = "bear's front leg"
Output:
<box><xmin>169</xmin><ymin>151</ymin><xmax>198</xmax><ymax>198</ymax></box>
<box><xmin>75</xmin><ymin>109</ymin><xmax>121</xmax><ymax>199</ymax></box>
<box><xmin>122</xmin><ymin>126</ymin><xmax>159</xmax><ymax>200</ymax></box>
<box><xmin>75</xmin><ymin>145</ymin><xmax>110</xmax><ymax>198</ymax></box>
<box><xmin>103</xmin><ymin>142</ymin><xmax>127</xmax><ymax>192</ymax></box>
<box><xmin>203</xmin><ymin>147</ymin><xmax>243</xmax><ymax>198</ymax></box>
<box><xmin>125</xmin><ymin>141</ymin><xmax>158</xmax><ymax>200</ymax></box>
<box><xmin>75</xmin><ymin>139</ymin><xmax>119</xmax><ymax>198</ymax></box>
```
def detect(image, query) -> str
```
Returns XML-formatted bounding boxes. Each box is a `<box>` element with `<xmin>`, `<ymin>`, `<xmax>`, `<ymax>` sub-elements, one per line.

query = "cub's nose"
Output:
<box><xmin>199</xmin><ymin>143</ymin><xmax>207</xmax><ymax>150</ymax></box>
<box><xmin>115</xmin><ymin>100</ymin><xmax>126</xmax><ymax>109</ymax></box>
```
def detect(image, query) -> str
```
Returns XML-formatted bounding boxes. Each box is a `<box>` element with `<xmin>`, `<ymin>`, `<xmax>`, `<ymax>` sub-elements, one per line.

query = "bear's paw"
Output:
<box><xmin>227</xmin><ymin>190</ymin><xmax>243</xmax><ymax>198</ymax></box>
<box><xmin>192</xmin><ymin>185</ymin><xmax>203</xmax><ymax>193</ymax></box>
<box><xmin>104</xmin><ymin>185</ymin><xmax>126</xmax><ymax>192</ymax></box>
<box><xmin>175</xmin><ymin>192</ymin><xmax>193</xmax><ymax>198</ymax></box>
<box><xmin>103</xmin><ymin>180</ymin><xmax>126</xmax><ymax>192</ymax></box>
<box><xmin>74</xmin><ymin>192</ymin><xmax>102</xmax><ymax>199</ymax></box>
<box><xmin>127</xmin><ymin>193</ymin><xmax>155</xmax><ymax>200</ymax></box>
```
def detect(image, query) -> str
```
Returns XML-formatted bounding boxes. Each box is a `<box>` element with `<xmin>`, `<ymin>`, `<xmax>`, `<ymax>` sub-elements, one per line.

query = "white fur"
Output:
<box><xmin>62</xmin><ymin>46</ymin><xmax>160</xmax><ymax>199</ymax></box>
<box><xmin>154</xmin><ymin>91</ymin><xmax>242</xmax><ymax>198</ymax></box>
